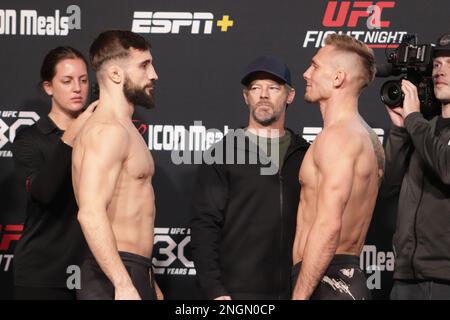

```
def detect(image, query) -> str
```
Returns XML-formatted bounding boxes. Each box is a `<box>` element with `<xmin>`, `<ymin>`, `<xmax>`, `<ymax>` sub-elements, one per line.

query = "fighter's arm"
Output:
<box><xmin>75</xmin><ymin>124</ymin><xmax>140</xmax><ymax>300</ymax></box>
<box><xmin>292</xmin><ymin>128</ymin><xmax>358</xmax><ymax>300</ymax></box>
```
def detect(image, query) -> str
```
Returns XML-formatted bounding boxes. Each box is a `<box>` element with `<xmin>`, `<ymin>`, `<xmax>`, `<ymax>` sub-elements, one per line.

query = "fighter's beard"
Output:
<box><xmin>123</xmin><ymin>78</ymin><xmax>155</xmax><ymax>109</ymax></box>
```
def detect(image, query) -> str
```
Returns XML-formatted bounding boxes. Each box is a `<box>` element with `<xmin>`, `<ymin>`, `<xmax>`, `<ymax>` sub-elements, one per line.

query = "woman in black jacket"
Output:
<box><xmin>12</xmin><ymin>47</ymin><xmax>97</xmax><ymax>300</ymax></box>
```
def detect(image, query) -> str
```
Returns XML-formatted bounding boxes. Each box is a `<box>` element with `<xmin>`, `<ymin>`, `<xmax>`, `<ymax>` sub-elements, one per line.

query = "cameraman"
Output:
<box><xmin>384</xmin><ymin>34</ymin><xmax>450</xmax><ymax>300</ymax></box>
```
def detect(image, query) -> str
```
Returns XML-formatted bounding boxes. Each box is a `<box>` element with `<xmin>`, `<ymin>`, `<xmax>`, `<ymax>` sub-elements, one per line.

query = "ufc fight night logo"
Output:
<box><xmin>0</xmin><ymin>5</ymin><xmax>81</xmax><ymax>36</ymax></box>
<box><xmin>302</xmin><ymin>0</ymin><xmax>407</xmax><ymax>48</ymax></box>
<box><xmin>152</xmin><ymin>227</ymin><xmax>195</xmax><ymax>276</ymax></box>
<box><xmin>0</xmin><ymin>111</ymin><xmax>39</xmax><ymax>157</ymax></box>
<box><xmin>132</xmin><ymin>11</ymin><xmax>234</xmax><ymax>34</ymax></box>
<box><xmin>0</xmin><ymin>224</ymin><xmax>23</xmax><ymax>272</ymax></box>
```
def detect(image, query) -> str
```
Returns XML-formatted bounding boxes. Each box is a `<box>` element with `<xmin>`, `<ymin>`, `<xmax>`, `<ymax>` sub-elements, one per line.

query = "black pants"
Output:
<box><xmin>14</xmin><ymin>286</ymin><xmax>77</xmax><ymax>300</ymax></box>
<box><xmin>390</xmin><ymin>280</ymin><xmax>450</xmax><ymax>300</ymax></box>
<box><xmin>291</xmin><ymin>254</ymin><xmax>371</xmax><ymax>300</ymax></box>
<box><xmin>77</xmin><ymin>251</ymin><xmax>157</xmax><ymax>300</ymax></box>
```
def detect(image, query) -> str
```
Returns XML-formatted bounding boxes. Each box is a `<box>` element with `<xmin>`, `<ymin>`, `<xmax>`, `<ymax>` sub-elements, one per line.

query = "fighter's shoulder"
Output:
<box><xmin>318</xmin><ymin>124</ymin><xmax>361</xmax><ymax>144</ymax></box>
<box><xmin>82</xmin><ymin>121</ymin><xmax>129</xmax><ymax>147</ymax></box>
<box><xmin>316</xmin><ymin>125</ymin><xmax>363</xmax><ymax>155</ymax></box>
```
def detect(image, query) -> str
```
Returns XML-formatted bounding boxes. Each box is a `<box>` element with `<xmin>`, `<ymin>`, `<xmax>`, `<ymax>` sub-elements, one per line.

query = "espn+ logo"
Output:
<box><xmin>132</xmin><ymin>11</ymin><xmax>234</xmax><ymax>34</ymax></box>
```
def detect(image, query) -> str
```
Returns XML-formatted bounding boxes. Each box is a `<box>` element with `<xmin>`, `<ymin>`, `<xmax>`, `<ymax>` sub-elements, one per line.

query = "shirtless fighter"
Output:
<box><xmin>72</xmin><ymin>30</ymin><xmax>162</xmax><ymax>300</ymax></box>
<box><xmin>291</xmin><ymin>34</ymin><xmax>385</xmax><ymax>300</ymax></box>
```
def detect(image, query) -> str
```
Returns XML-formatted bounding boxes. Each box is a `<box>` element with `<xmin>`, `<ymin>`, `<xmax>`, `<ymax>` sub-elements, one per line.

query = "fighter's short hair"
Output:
<box><xmin>89</xmin><ymin>30</ymin><xmax>151</xmax><ymax>72</ymax></box>
<box><xmin>324</xmin><ymin>34</ymin><xmax>376</xmax><ymax>88</ymax></box>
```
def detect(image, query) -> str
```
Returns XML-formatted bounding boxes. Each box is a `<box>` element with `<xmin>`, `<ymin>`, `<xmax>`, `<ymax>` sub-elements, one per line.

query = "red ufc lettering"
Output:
<box><xmin>0</xmin><ymin>224</ymin><xmax>23</xmax><ymax>251</ymax></box>
<box><xmin>322</xmin><ymin>1</ymin><xmax>395</xmax><ymax>28</ymax></box>
<box><xmin>347</xmin><ymin>2</ymin><xmax>372</xmax><ymax>27</ymax></box>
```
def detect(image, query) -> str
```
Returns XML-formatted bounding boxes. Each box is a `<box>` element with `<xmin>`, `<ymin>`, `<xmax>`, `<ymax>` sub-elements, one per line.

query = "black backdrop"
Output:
<box><xmin>1</xmin><ymin>0</ymin><xmax>448</xmax><ymax>300</ymax></box>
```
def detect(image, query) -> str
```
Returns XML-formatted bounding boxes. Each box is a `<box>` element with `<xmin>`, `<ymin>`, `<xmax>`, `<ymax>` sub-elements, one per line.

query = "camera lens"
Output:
<box><xmin>388</xmin><ymin>86</ymin><xmax>401</xmax><ymax>100</ymax></box>
<box><xmin>381</xmin><ymin>80</ymin><xmax>403</xmax><ymax>107</ymax></box>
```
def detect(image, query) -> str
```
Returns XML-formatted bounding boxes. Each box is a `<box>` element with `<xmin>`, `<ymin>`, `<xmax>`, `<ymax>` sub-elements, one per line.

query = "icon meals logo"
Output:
<box><xmin>0</xmin><ymin>5</ymin><xmax>81</xmax><ymax>36</ymax></box>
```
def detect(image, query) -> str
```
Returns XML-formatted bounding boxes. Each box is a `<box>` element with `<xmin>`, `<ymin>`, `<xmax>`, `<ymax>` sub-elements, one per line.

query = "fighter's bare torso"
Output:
<box><xmin>293</xmin><ymin>116</ymin><xmax>384</xmax><ymax>264</ymax></box>
<box><xmin>72</xmin><ymin>112</ymin><xmax>155</xmax><ymax>258</ymax></box>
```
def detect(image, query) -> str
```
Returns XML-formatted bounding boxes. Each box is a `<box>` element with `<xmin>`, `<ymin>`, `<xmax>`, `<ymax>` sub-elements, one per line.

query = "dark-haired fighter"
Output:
<box><xmin>72</xmin><ymin>30</ymin><xmax>162</xmax><ymax>300</ymax></box>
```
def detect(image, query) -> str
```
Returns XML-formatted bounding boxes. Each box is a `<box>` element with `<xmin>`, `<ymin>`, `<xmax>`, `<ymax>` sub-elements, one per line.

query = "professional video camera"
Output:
<box><xmin>378</xmin><ymin>34</ymin><xmax>441</xmax><ymax>119</ymax></box>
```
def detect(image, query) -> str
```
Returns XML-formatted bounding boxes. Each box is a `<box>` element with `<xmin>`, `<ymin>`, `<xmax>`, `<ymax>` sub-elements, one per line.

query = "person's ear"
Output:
<box><xmin>286</xmin><ymin>87</ymin><xmax>296</xmax><ymax>104</ymax></box>
<box><xmin>243</xmin><ymin>88</ymin><xmax>249</xmax><ymax>105</ymax></box>
<box><xmin>334</xmin><ymin>70</ymin><xmax>346</xmax><ymax>88</ymax></box>
<box><xmin>106</xmin><ymin>65</ymin><xmax>124</xmax><ymax>84</ymax></box>
<box><xmin>42</xmin><ymin>81</ymin><xmax>53</xmax><ymax>96</ymax></box>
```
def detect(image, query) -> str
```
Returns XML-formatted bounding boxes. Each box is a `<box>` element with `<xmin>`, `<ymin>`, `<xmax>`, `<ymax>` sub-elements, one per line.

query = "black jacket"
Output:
<box><xmin>191</xmin><ymin>129</ymin><xmax>309</xmax><ymax>299</ymax></box>
<box><xmin>384</xmin><ymin>112</ymin><xmax>450</xmax><ymax>282</ymax></box>
<box><xmin>11</xmin><ymin>115</ymin><xmax>87</xmax><ymax>287</ymax></box>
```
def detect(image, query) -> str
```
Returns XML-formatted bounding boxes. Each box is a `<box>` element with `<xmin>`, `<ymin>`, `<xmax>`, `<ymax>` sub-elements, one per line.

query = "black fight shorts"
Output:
<box><xmin>77</xmin><ymin>251</ymin><xmax>157</xmax><ymax>300</ymax></box>
<box><xmin>291</xmin><ymin>254</ymin><xmax>371</xmax><ymax>300</ymax></box>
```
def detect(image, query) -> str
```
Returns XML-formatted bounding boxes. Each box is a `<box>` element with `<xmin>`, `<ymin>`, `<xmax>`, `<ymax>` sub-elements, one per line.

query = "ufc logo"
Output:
<box><xmin>132</xmin><ymin>12</ymin><xmax>213</xmax><ymax>34</ymax></box>
<box><xmin>0</xmin><ymin>111</ymin><xmax>40</xmax><ymax>149</ymax></box>
<box><xmin>0</xmin><ymin>224</ymin><xmax>23</xmax><ymax>251</ymax></box>
<box><xmin>322</xmin><ymin>1</ymin><xmax>395</xmax><ymax>28</ymax></box>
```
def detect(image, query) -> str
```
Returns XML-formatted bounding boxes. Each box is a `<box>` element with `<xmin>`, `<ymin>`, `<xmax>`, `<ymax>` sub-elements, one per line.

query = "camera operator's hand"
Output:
<box><xmin>401</xmin><ymin>79</ymin><xmax>421</xmax><ymax>118</ymax></box>
<box><xmin>61</xmin><ymin>100</ymin><xmax>98</xmax><ymax>146</ymax></box>
<box><xmin>385</xmin><ymin>105</ymin><xmax>405</xmax><ymax>128</ymax></box>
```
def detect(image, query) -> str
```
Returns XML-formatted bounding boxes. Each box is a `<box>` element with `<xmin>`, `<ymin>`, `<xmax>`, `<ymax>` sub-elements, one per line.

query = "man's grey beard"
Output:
<box><xmin>252</xmin><ymin>108</ymin><xmax>278</xmax><ymax>126</ymax></box>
